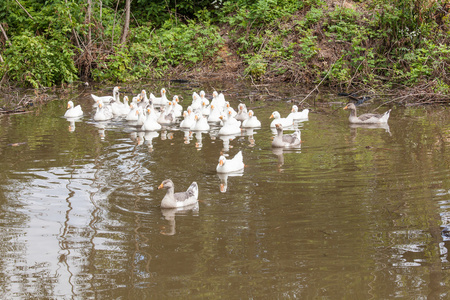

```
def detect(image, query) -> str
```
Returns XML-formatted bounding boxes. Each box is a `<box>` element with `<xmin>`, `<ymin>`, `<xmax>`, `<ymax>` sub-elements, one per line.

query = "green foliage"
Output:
<box><xmin>92</xmin><ymin>19</ymin><xmax>224</xmax><ymax>82</ymax></box>
<box><xmin>91</xmin><ymin>46</ymin><xmax>135</xmax><ymax>83</ymax></box>
<box><xmin>394</xmin><ymin>41</ymin><xmax>450</xmax><ymax>85</ymax></box>
<box><xmin>132</xmin><ymin>0</ymin><xmax>219</xmax><ymax>27</ymax></box>
<box><xmin>243</xmin><ymin>54</ymin><xmax>267</xmax><ymax>79</ymax></box>
<box><xmin>298</xmin><ymin>35</ymin><xmax>318</xmax><ymax>61</ymax></box>
<box><xmin>4</xmin><ymin>30</ymin><xmax>78</xmax><ymax>88</ymax></box>
<box><xmin>1</xmin><ymin>0</ymin><xmax>450</xmax><ymax>91</ymax></box>
<box><xmin>221</xmin><ymin>0</ymin><xmax>302</xmax><ymax>28</ymax></box>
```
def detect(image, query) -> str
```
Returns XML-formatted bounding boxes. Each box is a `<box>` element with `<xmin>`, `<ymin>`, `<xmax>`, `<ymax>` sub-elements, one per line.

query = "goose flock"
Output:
<box><xmin>64</xmin><ymin>86</ymin><xmax>391</xmax><ymax>208</ymax></box>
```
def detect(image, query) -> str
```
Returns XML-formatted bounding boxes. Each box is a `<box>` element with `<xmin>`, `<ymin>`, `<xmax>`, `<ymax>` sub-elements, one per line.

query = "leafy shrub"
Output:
<box><xmin>130</xmin><ymin>19</ymin><xmax>223</xmax><ymax>79</ymax></box>
<box><xmin>4</xmin><ymin>30</ymin><xmax>78</xmax><ymax>88</ymax></box>
<box><xmin>243</xmin><ymin>54</ymin><xmax>267</xmax><ymax>79</ymax></box>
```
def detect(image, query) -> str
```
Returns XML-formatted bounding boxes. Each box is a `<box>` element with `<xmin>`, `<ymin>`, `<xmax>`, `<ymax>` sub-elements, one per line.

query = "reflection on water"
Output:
<box><xmin>160</xmin><ymin>202</ymin><xmax>200</xmax><ymax>236</ymax></box>
<box><xmin>1</xmin><ymin>86</ymin><xmax>450</xmax><ymax>298</ymax></box>
<box><xmin>217</xmin><ymin>171</ymin><xmax>244</xmax><ymax>193</ymax></box>
<box><xmin>349</xmin><ymin>122</ymin><xmax>391</xmax><ymax>135</ymax></box>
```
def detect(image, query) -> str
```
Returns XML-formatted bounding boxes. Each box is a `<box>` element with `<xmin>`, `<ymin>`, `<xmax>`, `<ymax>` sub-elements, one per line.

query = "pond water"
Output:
<box><xmin>1</xmin><ymin>81</ymin><xmax>450</xmax><ymax>298</ymax></box>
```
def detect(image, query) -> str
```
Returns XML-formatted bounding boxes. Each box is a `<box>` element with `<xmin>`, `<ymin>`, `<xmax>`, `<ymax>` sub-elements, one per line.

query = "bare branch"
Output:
<box><xmin>14</xmin><ymin>0</ymin><xmax>34</xmax><ymax>20</ymax></box>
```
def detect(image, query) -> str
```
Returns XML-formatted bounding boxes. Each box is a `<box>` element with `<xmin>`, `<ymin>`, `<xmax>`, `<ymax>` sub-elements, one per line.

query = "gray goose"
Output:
<box><xmin>343</xmin><ymin>103</ymin><xmax>391</xmax><ymax>124</ymax></box>
<box><xmin>271</xmin><ymin>123</ymin><xmax>301</xmax><ymax>148</ymax></box>
<box><xmin>158</xmin><ymin>179</ymin><xmax>198</xmax><ymax>209</ymax></box>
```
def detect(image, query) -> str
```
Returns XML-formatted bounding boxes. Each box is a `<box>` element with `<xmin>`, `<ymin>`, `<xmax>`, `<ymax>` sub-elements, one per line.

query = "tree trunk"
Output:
<box><xmin>120</xmin><ymin>0</ymin><xmax>130</xmax><ymax>45</ymax></box>
<box><xmin>86</xmin><ymin>0</ymin><xmax>92</xmax><ymax>47</ymax></box>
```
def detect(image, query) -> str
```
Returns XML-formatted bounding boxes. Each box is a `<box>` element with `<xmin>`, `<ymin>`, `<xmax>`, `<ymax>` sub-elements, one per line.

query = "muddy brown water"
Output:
<box><xmin>1</xmin><ymin>82</ymin><xmax>450</xmax><ymax>298</ymax></box>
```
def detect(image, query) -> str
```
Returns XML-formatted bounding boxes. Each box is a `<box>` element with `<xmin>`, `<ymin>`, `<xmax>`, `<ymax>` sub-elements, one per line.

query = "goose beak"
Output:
<box><xmin>219</xmin><ymin>160</ymin><xmax>224</xmax><ymax>166</ymax></box>
<box><xmin>158</xmin><ymin>183</ymin><xmax>164</xmax><ymax>189</ymax></box>
<box><xmin>270</xmin><ymin>114</ymin><xmax>274</xmax><ymax>119</ymax></box>
<box><xmin>343</xmin><ymin>105</ymin><xmax>349</xmax><ymax>110</ymax></box>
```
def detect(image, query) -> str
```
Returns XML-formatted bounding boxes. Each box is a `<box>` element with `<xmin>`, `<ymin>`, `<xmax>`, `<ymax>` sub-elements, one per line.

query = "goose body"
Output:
<box><xmin>288</xmin><ymin>105</ymin><xmax>309</xmax><ymax>120</ymax></box>
<box><xmin>158</xmin><ymin>179</ymin><xmax>199</xmax><ymax>209</ymax></box>
<box><xmin>110</xmin><ymin>96</ymin><xmax>128</xmax><ymax>116</ymax></box>
<box><xmin>157</xmin><ymin>106</ymin><xmax>175</xmax><ymax>126</ymax></box>
<box><xmin>190</xmin><ymin>93</ymin><xmax>203</xmax><ymax>114</ymax></box>
<box><xmin>191</xmin><ymin>114</ymin><xmax>210</xmax><ymax>131</ymax></box>
<box><xmin>180</xmin><ymin>107</ymin><xmax>196</xmax><ymax>129</ymax></box>
<box><xmin>199</xmin><ymin>90</ymin><xmax>210</xmax><ymax>107</ymax></box>
<box><xmin>152</xmin><ymin>88</ymin><xmax>169</xmax><ymax>107</ymax></box>
<box><xmin>270</xmin><ymin>111</ymin><xmax>294</xmax><ymax>128</ymax></box>
<box><xmin>93</xmin><ymin>101</ymin><xmax>113</xmax><ymax>121</ymax></box>
<box><xmin>210</xmin><ymin>92</ymin><xmax>226</xmax><ymax>111</ymax></box>
<box><xmin>241</xmin><ymin>110</ymin><xmax>261</xmax><ymax>128</ymax></box>
<box><xmin>136</xmin><ymin>107</ymin><xmax>146</xmax><ymax>126</ymax></box>
<box><xmin>343</xmin><ymin>103</ymin><xmax>391</xmax><ymax>124</ymax></box>
<box><xmin>138</xmin><ymin>90</ymin><xmax>150</xmax><ymax>108</ymax></box>
<box><xmin>235</xmin><ymin>103</ymin><xmax>249</xmax><ymax>122</ymax></box>
<box><xmin>126</xmin><ymin>103</ymin><xmax>139</xmax><ymax>121</ymax></box>
<box><xmin>207</xmin><ymin>104</ymin><xmax>223</xmax><ymax>124</ymax></box>
<box><xmin>272</xmin><ymin>124</ymin><xmax>301</xmax><ymax>148</ymax></box>
<box><xmin>225</xmin><ymin>102</ymin><xmax>237</xmax><ymax>117</ymax></box>
<box><xmin>91</xmin><ymin>86</ymin><xmax>120</xmax><ymax>104</ymax></box>
<box><xmin>218</xmin><ymin>113</ymin><xmax>241</xmax><ymax>136</ymax></box>
<box><xmin>216</xmin><ymin>151</ymin><xmax>245</xmax><ymax>174</ymax></box>
<box><xmin>64</xmin><ymin>101</ymin><xmax>83</xmax><ymax>118</ymax></box>
<box><xmin>172</xmin><ymin>96</ymin><xmax>183</xmax><ymax>118</ymax></box>
<box><xmin>141</xmin><ymin>108</ymin><xmax>162</xmax><ymax>131</ymax></box>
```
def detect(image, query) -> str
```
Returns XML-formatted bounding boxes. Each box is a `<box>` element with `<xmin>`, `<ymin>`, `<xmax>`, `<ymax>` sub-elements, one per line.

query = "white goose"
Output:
<box><xmin>141</xmin><ymin>108</ymin><xmax>162</xmax><ymax>131</ymax></box>
<box><xmin>225</xmin><ymin>101</ymin><xmax>237</xmax><ymax>117</ymax></box>
<box><xmin>210</xmin><ymin>91</ymin><xmax>226</xmax><ymax>111</ymax></box>
<box><xmin>288</xmin><ymin>105</ymin><xmax>309</xmax><ymax>120</ymax></box>
<box><xmin>191</xmin><ymin>92</ymin><xmax>202</xmax><ymax>112</ymax></box>
<box><xmin>111</xmin><ymin>95</ymin><xmax>131</xmax><ymax>117</ymax></box>
<box><xmin>216</xmin><ymin>151</ymin><xmax>245</xmax><ymax>174</ymax></box>
<box><xmin>151</xmin><ymin>88</ymin><xmax>169</xmax><ymax>107</ymax></box>
<box><xmin>241</xmin><ymin>110</ymin><xmax>261</xmax><ymax>128</ymax></box>
<box><xmin>126</xmin><ymin>103</ymin><xmax>139</xmax><ymax>121</ymax></box>
<box><xmin>218</xmin><ymin>113</ymin><xmax>241</xmax><ymax>136</ymax></box>
<box><xmin>201</xmin><ymin>100</ymin><xmax>211</xmax><ymax>116</ymax></box>
<box><xmin>64</xmin><ymin>101</ymin><xmax>83</xmax><ymax>118</ymax></box>
<box><xmin>270</xmin><ymin>111</ymin><xmax>294</xmax><ymax>128</ymax></box>
<box><xmin>191</xmin><ymin>113</ymin><xmax>210</xmax><ymax>131</ymax></box>
<box><xmin>94</xmin><ymin>101</ymin><xmax>113</xmax><ymax>121</ymax></box>
<box><xmin>180</xmin><ymin>107</ymin><xmax>196</xmax><ymax>129</ymax></box>
<box><xmin>207</xmin><ymin>104</ymin><xmax>222</xmax><ymax>124</ymax></box>
<box><xmin>235</xmin><ymin>103</ymin><xmax>249</xmax><ymax>122</ymax></box>
<box><xmin>172</xmin><ymin>95</ymin><xmax>183</xmax><ymax>118</ymax></box>
<box><xmin>199</xmin><ymin>90</ymin><xmax>210</xmax><ymax>109</ymax></box>
<box><xmin>91</xmin><ymin>86</ymin><xmax>120</xmax><ymax>104</ymax></box>
<box><xmin>136</xmin><ymin>107</ymin><xmax>146</xmax><ymax>126</ymax></box>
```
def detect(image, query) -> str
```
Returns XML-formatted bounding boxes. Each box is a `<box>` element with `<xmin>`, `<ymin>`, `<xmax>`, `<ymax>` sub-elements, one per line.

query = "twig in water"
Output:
<box><xmin>298</xmin><ymin>60</ymin><xmax>338</xmax><ymax>105</ymax></box>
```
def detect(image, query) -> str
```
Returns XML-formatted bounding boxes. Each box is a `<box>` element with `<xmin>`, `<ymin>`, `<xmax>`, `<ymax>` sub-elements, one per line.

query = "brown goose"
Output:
<box><xmin>343</xmin><ymin>103</ymin><xmax>391</xmax><ymax>124</ymax></box>
<box><xmin>158</xmin><ymin>179</ymin><xmax>198</xmax><ymax>209</ymax></box>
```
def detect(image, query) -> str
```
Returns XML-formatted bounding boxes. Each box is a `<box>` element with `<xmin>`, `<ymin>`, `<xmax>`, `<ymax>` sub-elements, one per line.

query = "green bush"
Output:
<box><xmin>4</xmin><ymin>30</ymin><xmax>78</xmax><ymax>88</ymax></box>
